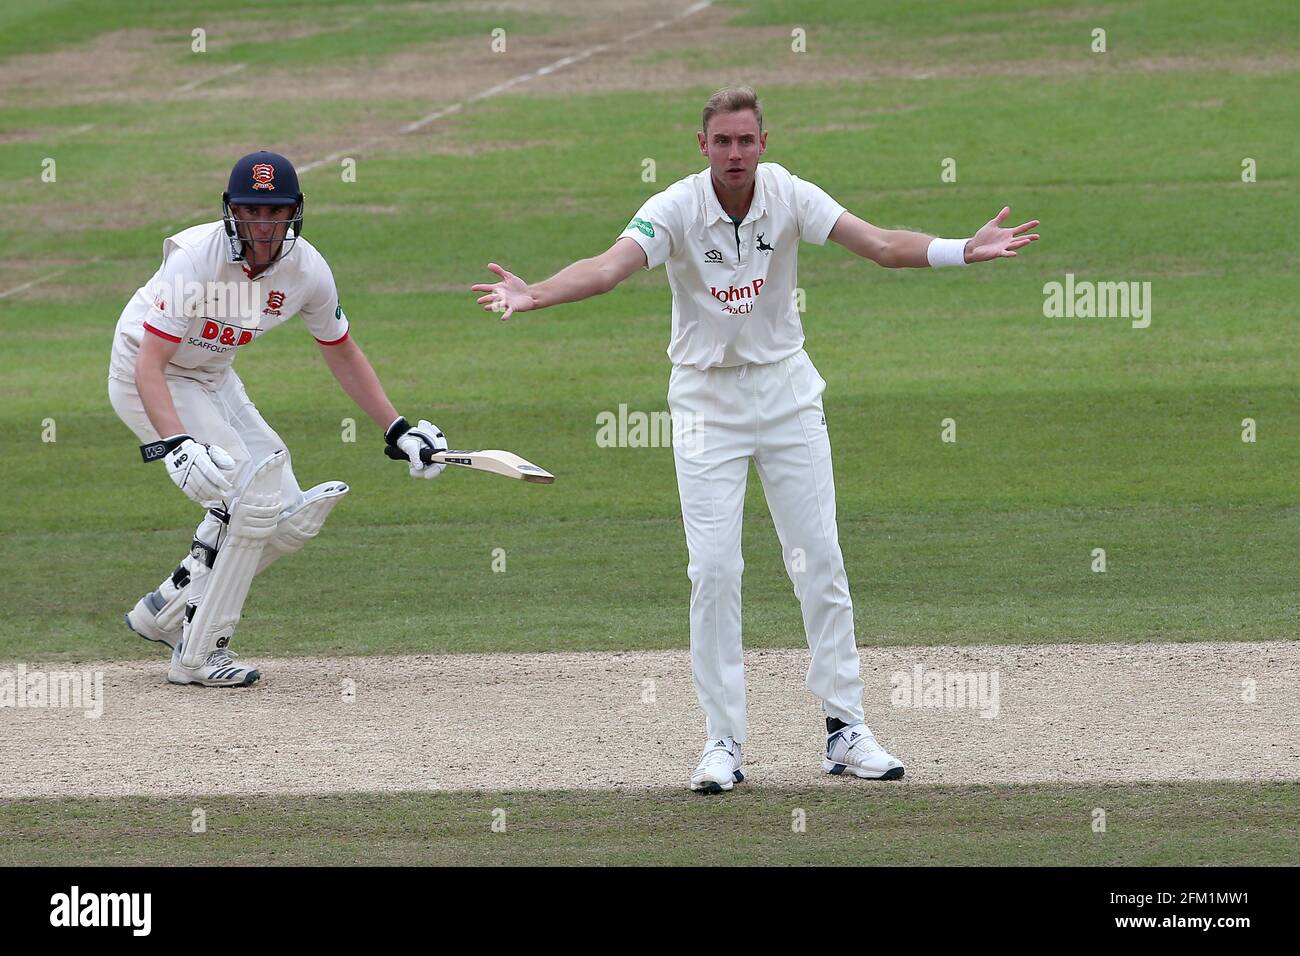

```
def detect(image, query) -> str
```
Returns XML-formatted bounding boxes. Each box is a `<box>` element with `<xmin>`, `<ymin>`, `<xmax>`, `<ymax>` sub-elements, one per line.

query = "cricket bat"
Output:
<box><xmin>385</xmin><ymin>445</ymin><xmax>555</xmax><ymax>484</ymax></box>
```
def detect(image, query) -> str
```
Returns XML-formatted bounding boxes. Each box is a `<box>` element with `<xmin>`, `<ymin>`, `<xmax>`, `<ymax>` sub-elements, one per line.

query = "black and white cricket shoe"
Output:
<box><xmin>824</xmin><ymin>723</ymin><xmax>905</xmax><ymax>780</ymax></box>
<box><xmin>167</xmin><ymin>643</ymin><xmax>261</xmax><ymax>688</ymax></box>
<box><xmin>690</xmin><ymin>736</ymin><xmax>745</xmax><ymax>794</ymax></box>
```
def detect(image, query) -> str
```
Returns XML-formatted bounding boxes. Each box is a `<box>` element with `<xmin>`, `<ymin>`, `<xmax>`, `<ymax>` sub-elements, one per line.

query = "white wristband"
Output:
<box><xmin>927</xmin><ymin>237</ymin><xmax>969</xmax><ymax>268</ymax></box>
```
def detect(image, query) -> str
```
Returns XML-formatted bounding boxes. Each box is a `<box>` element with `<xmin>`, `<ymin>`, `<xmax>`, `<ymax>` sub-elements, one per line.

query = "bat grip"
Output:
<box><xmin>385</xmin><ymin>445</ymin><xmax>435</xmax><ymax>464</ymax></box>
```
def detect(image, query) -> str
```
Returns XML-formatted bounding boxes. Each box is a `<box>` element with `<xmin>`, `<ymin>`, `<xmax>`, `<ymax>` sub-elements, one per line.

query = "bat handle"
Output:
<box><xmin>385</xmin><ymin>445</ymin><xmax>436</xmax><ymax>464</ymax></box>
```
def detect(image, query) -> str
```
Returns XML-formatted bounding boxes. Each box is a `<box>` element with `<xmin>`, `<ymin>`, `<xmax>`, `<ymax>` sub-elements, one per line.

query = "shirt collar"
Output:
<box><xmin>702</xmin><ymin>166</ymin><xmax>767</xmax><ymax>226</ymax></box>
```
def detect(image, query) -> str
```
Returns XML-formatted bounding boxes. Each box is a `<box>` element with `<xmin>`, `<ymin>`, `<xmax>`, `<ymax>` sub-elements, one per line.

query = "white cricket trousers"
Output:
<box><xmin>108</xmin><ymin>370</ymin><xmax>304</xmax><ymax>509</ymax></box>
<box><xmin>668</xmin><ymin>349</ymin><xmax>865</xmax><ymax>744</ymax></box>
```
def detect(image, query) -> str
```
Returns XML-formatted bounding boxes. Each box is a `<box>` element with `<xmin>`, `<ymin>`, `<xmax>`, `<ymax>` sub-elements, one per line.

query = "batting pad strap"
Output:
<box><xmin>140</xmin><ymin>434</ymin><xmax>193</xmax><ymax>463</ymax></box>
<box><xmin>926</xmin><ymin>237</ymin><xmax>970</xmax><ymax>268</ymax></box>
<box><xmin>189</xmin><ymin>538</ymin><xmax>218</xmax><ymax>569</ymax></box>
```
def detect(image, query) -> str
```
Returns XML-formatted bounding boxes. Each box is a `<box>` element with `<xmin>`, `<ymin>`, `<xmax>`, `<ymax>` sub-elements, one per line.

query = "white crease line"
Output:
<box><xmin>176</xmin><ymin>63</ymin><xmax>247</xmax><ymax>94</ymax></box>
<box><xmin>0</xmin><ymin>2</ymin><xmax>714</xmax><ymax>300</ymax></box>
<box><xmin>621</xmin><ymin>19</ymin><xmax>672</xmax><ymax>43</ymax></box>
<box><xmin>400</xmin><ymin>0</ymin><xmax>711</xmax><ymax>134</ymax></box>
<box><xmin>299</xmin><ymin>133</ymin><xmax>388</xmax><ymax>174</ymax></box>
<box><xmin>0</xmin><ymin>271</ymin><xmax>66</xmax><ymax>300</ymax></box>
<box><xmin>0</xmin><ymin>256</ymin><xmax>104</xmax><ymax>301</ymax></box>
<box><xmin>394</xmin><ymin>102</ymin><xmax>463</xmax><ymax>137</ymax></box>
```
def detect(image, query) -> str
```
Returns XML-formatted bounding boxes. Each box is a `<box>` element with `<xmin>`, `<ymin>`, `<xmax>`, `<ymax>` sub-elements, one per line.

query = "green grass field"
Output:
<box><xmin>0</xmin><ymin>0</ymin><xmax>1295</xmax><ymax>866</ymax></box>
<box><xmin>3</xmin><ymin>783</ymin><xmax>1296</xmax><ymax>867</ymax></box>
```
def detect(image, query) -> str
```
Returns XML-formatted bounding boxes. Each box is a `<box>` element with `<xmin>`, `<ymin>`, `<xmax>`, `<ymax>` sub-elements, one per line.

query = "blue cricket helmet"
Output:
<box><xmin>221</xmin><ymin>150</ymin><xmax>305</xmax><ymax>263</ymax></box>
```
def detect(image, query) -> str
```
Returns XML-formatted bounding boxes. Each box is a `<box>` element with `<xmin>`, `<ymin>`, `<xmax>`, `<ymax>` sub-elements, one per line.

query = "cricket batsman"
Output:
<box><xmin>472</xmin><ymin>87</ymin><xmax>1040</xmax><ymax>791</ymax></box>
<box><xmin>110</xmin><ymin>150</ymin><xmax>449</xmax><ymax>687</ymax></box>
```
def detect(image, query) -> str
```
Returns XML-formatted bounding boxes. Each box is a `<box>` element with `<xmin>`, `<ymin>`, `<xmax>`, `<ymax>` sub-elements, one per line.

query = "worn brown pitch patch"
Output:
<box><xmin>3</xmin><ymin>641</ymin><xmax>1295</xmax><ymax>798</ymax></box>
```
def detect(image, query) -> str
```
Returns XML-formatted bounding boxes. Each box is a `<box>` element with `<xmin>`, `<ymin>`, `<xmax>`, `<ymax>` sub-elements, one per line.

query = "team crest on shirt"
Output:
<box><xmin>263</xmin><ymin>290</ymin><xmax>286</xmax><ymax>315</ymax></box>
<box><xmin>251</xmin><ymin>164</ymin><xmax>275</xmax><ymax>190</ymax></box>
<box><xmin>756</xmin><ymin>233</ymin><xmax>774</xmax><ymax>254</ymax></box>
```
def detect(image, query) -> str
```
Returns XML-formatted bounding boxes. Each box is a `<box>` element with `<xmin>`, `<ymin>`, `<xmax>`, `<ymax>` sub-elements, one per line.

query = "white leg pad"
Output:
<box><xmin>140</xmin><ymin>480</ymin><xmax>348</xmax><ymax>639</ymax></box>
<box><xmin>257</xmin><ymin>481</ymin><xmax>349</xmax><ymax>570</ymax></box>
<box><xmin>180</xmin><ymin>451</ymin><xmax>285</xmax><ymax>668</ymax></box>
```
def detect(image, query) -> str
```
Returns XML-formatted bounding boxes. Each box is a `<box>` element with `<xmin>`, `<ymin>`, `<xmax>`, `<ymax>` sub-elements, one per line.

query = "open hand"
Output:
<box><xmin>471</xmin><ymin>262</ymin><xmax>536</xmax><ymax>321</ymax></box>
<box><xmin>965</xmin><ymin>207</ymin><xmax>1040</xmax><ymax>262</ymax></box>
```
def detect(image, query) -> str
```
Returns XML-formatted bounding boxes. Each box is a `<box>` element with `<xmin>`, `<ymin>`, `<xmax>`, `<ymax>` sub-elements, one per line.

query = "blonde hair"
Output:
<box><xmin>702</xmin><ymin>86</ymin><xmax>763</xmax><ymax>134</ymax></box>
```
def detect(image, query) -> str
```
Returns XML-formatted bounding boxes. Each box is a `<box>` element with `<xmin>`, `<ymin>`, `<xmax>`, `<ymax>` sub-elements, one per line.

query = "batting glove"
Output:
<box><xmin>144</xmin><ymin>434</ymin><xmax>238</xmax><ymax>508</ymax></box>
<box><xmin>385</xmin><ymin>416</ymin><xmax>448</xmax><ymax>479</ymax></box>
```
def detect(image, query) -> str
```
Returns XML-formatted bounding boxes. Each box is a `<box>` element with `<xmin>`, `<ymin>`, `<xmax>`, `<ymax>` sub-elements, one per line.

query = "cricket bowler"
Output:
<box><xmin>473</xmin><ymin>87</ymin><xmax>1040</xmax><ymax>792</ymax></box>
<box><xmin>110</xmin><ymin>150</ymin><xmax>449</xmax><ymax>687</ymax></box>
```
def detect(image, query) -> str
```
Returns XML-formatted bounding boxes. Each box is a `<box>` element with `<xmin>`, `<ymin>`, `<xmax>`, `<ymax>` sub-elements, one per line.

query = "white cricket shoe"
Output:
<box><xmin>125</xmin><ymin>591</ymin><xmax>179</xmax><ymax>650</ymax></box>
<box><xmin>167</xmin><ymin>644</ymin><xmax>261</xmax><ymax>688</ymax></box>
<box><xmin>690</xmin><ymin>737</ymin><xmax>744</xmax><ymax>794</ymax></box>
<box><xmin>824</xmin><ymin>723</ymin><xmax>905</xmax><ymax>780</ymax></box>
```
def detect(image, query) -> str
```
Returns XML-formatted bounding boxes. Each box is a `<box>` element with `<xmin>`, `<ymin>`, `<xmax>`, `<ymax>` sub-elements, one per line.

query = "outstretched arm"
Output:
<box><xmin>471</xmin><ymin>237</ymin><xmax>647</xmax><ymax>320</ymax></box>
<box><xmin>318</xmin><ymin>335</ymin><xmax>452</xmax><ymax>481</ymax></box>
<box><xmin>316</xmin><ymin>335</ymin><xmax>400</xmax><ymax>430</ymax></box>
<box><xmin>829</xmin><ymin>205</ymin><xmax>1040</xmax><ymax>268</ymax></box>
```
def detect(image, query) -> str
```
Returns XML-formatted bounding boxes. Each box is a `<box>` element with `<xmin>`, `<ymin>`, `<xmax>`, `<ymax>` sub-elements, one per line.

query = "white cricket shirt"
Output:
<box><xmin>617</xmin><ymin>162</ymin><xmax>845</xmax><ymax>369</ymax></box>
<box><xmin>108</xmin><ymin>221</ymin><xmax>349</xmax><ymax>388</ymax></box>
